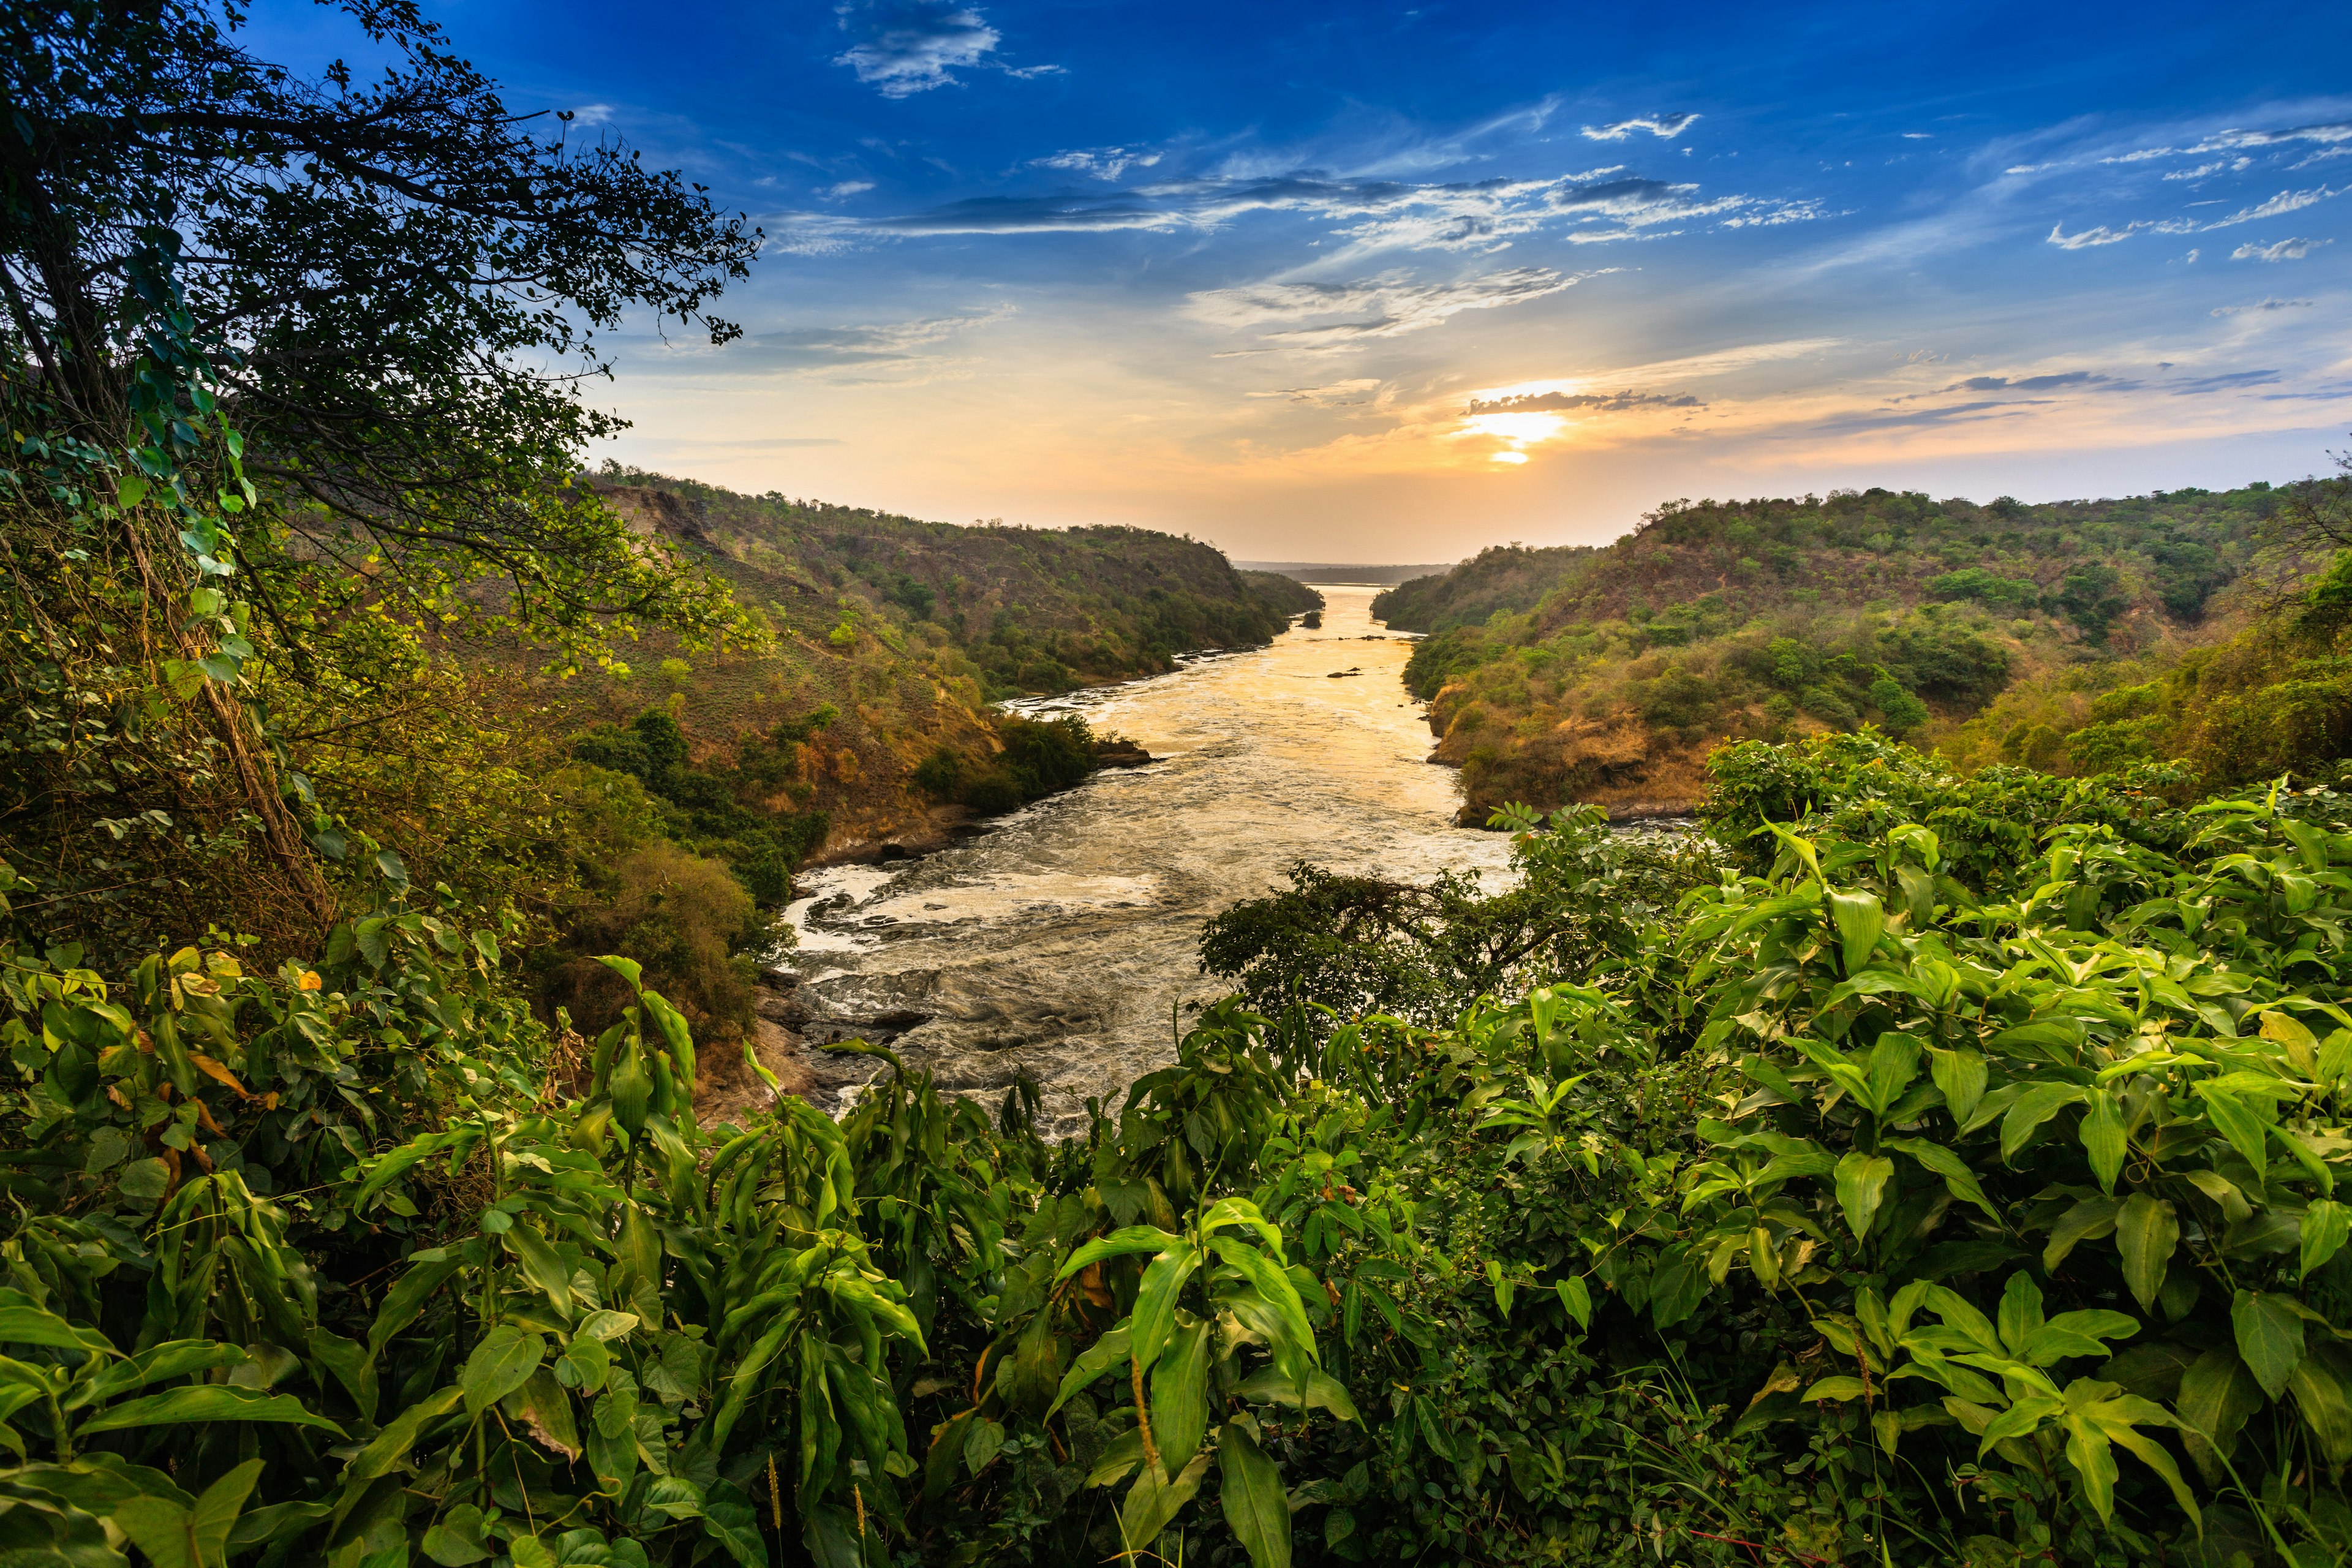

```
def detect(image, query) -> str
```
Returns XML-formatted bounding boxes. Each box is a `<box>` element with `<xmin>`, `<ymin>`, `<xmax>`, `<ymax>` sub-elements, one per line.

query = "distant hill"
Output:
<box><xmin>1234</xmin><ymin>560</ymin><xmax>1458</xmax><ymax>586</ymax></box>
<box><xmin>1371</xmin><ymin>484</ymin><xmax>2274</xmax><ymax>821</ymax></box>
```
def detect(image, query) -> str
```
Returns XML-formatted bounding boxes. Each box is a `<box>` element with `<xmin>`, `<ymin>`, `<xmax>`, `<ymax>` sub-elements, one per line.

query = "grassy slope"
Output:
<box><xmin>1373</xmin><ymin>483</ymin><xmax>2276</xmax><ymax>820</ymax></box>
<box><xmin>505</xmin><ymin>473</ymin><xmax>1317</xmax><ymax>859</ymax></box>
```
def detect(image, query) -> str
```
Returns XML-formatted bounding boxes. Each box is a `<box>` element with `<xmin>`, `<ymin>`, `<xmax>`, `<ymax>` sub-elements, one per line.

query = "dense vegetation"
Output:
<box><xmin>5</xmin><ymin>6</ymin><xmax>2346</xmax><ymax>1568</ymax></box>
<box><xmin>592</xmin><ymin>470</ymin><xmax>1317</xmax><ymax>699</ymax></box>
<box><xmin>1375</xmin><ymin>485</ymin><xmax>2282</xmax><ymax>820</ymax></box>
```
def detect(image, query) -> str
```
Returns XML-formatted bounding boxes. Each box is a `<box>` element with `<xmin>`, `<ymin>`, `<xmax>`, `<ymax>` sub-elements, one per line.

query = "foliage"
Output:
<box><xmin>1375</xmin><ymin>484</ymin><xmax>2275</xmax><ymax>818</ymax></box>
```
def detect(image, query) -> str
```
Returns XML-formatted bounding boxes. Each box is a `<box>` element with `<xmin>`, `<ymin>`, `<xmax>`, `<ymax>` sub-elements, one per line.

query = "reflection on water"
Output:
<box><xmin>782</xmin><ymin>585</ymin><xmax>1510</xmax><ymax>1132</ymax></box>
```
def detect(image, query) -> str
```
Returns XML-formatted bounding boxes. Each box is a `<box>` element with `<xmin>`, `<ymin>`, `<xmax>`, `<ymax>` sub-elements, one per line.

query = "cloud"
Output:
<box><xmin>2203</xmin><ymin>185</ymin><xmax>2342</xmax><ymax>227</ymax></box>
<box><xmin>2106</xmin><ymin>117</ymin><xmax>2352</xmax><ymax>164</ymax></box>
<box><xmin>832</xmin><ymin>1</ymin><xmax>1054</xmax><ymax>97</ymax></box>
<box><xmin>2162</xmin><ymin>159</ymin><xmax>2248</xmax><ymax>181</ymax></box>
<box><xmin>2046</xmin><ymin>218</ymin><xmax>2196</xmax><ymax>249</ymax></box>
<box><xmin>2212</xmin><ymin>297</ymin><xmax>2315</xmax><ymax>314</ymax></box>
<box><xmin>819</xmin><ymin>180</ymin><xmax>876</xmax><ymax>199</ymax></box>
<box><xmin>1463</xmin><ymin>390</ymin><xmax>1703</xmax><ymax>414</ymax></box>
<box><xmin>1901</xmin><ymin>132</ymin><xmax>1934</xmax><ymax>141</ymax></box>
<box><xmin>1033</xmin><ymin>147</ymin><xmax>1161</xmax><ymax>181</ymax></box>
<box><xmin>2233</xmin><ymin>236</ymin><xmax>2332</xmax><ymax>262</ymax></box>
<box><xmin>1246</xmin><ymin>379</ymin><xmax>1382</xmax><ymax>407</ymax></box>
<box><xmin>2165</xmin><ymin>369</ymin><xmax>2282</xmax><ymax>394</ymax></box>
<box><xmin>1189</xmin><ymin>267</ymin><xmax>1600</xmax><ymax>347</ymax></box>
<box><xmin>778</xmin><ymin>167</ymin><xmax>1819</xmax><ymax>254</ymax></box>
<box><xmin>1945</xmin><ymin>371</ymin><xmax>2116</xmax><ymax>393</ymax></box>
<box><xmin>646</xmin><ymin>436</ymin><xmax>848</xmax><ymax>450</ymax></box>
<box><xmin>699</xmin><ymin>306</ymin><xmax>1014</xmax><ymax>380</ymax></box>
<box><xmin>1581</xmin><ymin>113</ymin><xmax>1700</xmax><ymax>141</ymax></box>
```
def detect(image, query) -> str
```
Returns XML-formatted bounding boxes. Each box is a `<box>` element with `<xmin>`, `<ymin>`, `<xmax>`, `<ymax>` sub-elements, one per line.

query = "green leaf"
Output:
<box><xmin>1058</xmin><ymin>1226</ymin><xmax>1186</xmax><ymax>1283</ymax></box>
<box><xmin>2232</xmin><ymin>1289</ymin><xmax>2305</xmax><ymax>1401</ymax></box>
<box><xmin>1884</xmin><ymin>1137</ymin><xmax>2000</xmax><ymax>1222</ymax></box>
<box><xmin>0</xmin><ymin>1302</ymin><xmax>115</xmax><ymax>1359</ymax></box>
<box><xmin>2195</xmin><ymin>1084</ymin><xmax>2270</xmax><ymax>1181</ymax></box>
<box><xmin>115</xmin><ymin>1457</ymin><xmax>261</xmax><ymax>1568</ymax></box>
<box><xmin>1150</xmin><ymin>1319</ymin><xmax>1213</xmax><ymax>1472</ymax></box>
<box><xmin>2114</xmin><ymin>1194</ymin><xmax>2178</xmax><ymax>1314</ymax></box>
<box><xmin>1929</xmin><ymin>1049</ymin><xmax>1988</xmax><ymax>1125</ymax></box>
<box><xmin>2176</xmin><ymin>1346</ymin><xmax>2265</xmax><ymax>1485</ymax></box>
<box><xmin>1218</xmin><ymin>1422</ymin><xmax>1292</xmax><ymax>1568</ymax></box>
<box><xmin>2000</xmin><ymin>1083</ymin><xmax>2085</xmax><ymax>1164</ymax></box>
<box><xmin>1233</xmin><ymin>1367</ymin><xmax>1360</xmax><ymax>1423</ymax></box>
<box><xmin>595</xmin><ymin>955</ymin><xmax>644</xmax><ymax>993</ymax></box>
<box><xmin>1210</xmin><ymin>1237</ymin><xmax>1319</xmax><ymax>1380</ymax></box>
<box><xmin>78</xmin><ymin>1385</ymin><xmax>343</xmax><ymax>1436</ymax></box>
<box><xmin>459</xmin><ymin>1325</ymin><xmax>546</xmax><ymax>1418</ymax></box>
<box><xmin>2303</xmin><ymin>1198</ymin><xmax>2349</xmax><ymax>1281</ymax></box>
<box><xmin>1834</xmin><ymin>1152</ymin><xmax>1894</xmax><ymax>1240</ymax></box>
<box><xmin>1997</xmin><ymin>1272</ymin><xmax>2045</xmax><ymax>1357</ymax></box>
<box><xmin>1047</xmin><ymin>1322</ymin><xmax>1131</xmax><ymax>1419</ymax></box>
<box><xmin>1861</xmin><ymin>1031</ymin><xmax>1921</xmax><ymax>1119</ymax></box>
<box><xmin>1120</xmin><ymin>1449</ymin><xmax>1209</xmax><ymax>1550</ymax></box>
<box><xmin>1556</xmin><ymin>1275</ymin><xmax>1592</xmax><ymax>1330</ymax></box>
<box><xmin>504</xmin><ymin>1226</ymin><xmax>576</xmax><ymax>1321</ymax></box>
<box><xmin>1130</xmin><ymin>1246</ymin><xmax>1203</xmax><ymax>1370</ymax></box>
<box><xmin>2286</xmin><ymin>1346</ymin><xmax>2352</xmax><ymax>1464</ymax></box>
<box><xmin>1828</xmin><ymin>889</ymin><xmax>1885</xmax><ymax>976</ymax></box>
<box><xmin>2079</xmin><ymin>1088</ymin><xmax>2127</xmax><ymax>1194</ymax></box>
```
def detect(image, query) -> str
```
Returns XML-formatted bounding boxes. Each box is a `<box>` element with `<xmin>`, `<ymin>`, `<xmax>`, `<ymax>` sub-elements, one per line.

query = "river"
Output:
<box><xmin>779</xmin><ymin>584</ymin><xmax>1512</xmax><ymax>1133</ymax></box>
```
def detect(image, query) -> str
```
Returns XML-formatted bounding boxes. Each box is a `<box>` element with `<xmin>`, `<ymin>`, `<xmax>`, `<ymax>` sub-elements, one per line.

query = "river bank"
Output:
<box><xmin>741</xmin><ymin>585</ymin><xmax>1509</xmax><ymax>1133</ymax></box>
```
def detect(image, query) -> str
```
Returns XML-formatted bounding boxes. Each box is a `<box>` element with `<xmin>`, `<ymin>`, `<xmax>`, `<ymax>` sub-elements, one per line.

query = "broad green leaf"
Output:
<box><xmin>2195</xmin><ymin>1084</ymin><xmax>2270</xmax><ymax>1181</ymax></box>
<box><xmin>368</xmin><ymin>1257</ymin><xmax>464</xmax><ymax>1359</ymax></box>
<box><xmin>1884</xmin><ymin>1137</ymin><xmax>2000</xmax><ymax>1221</ymax></box>
<box><xmin>78</xmin><ymin>1385</ymin><xmax>343</xmax><ymax>1437</ymax></box>
<box><xmin>1556</xmin><ymin>1275</ymin><xmax>1591</xmax><ymax>1330</ymax></box>
<box><xmin>2041</xmin><ymin>1195</ymin><xmax>2120</xmax><ymax>1271</ymax></box>
<box><xmin>115</xmin><ymin>1457</ymin><xmax>261</xmax><ymax>1568</ymax></box>
<box><xmin>1047</xmin><ymin>1322</ymin><xmax>1131</xmax><ymax>1419</ymax></box>
<box><xmin>1861</xmin><ymin>1031</ymin><xmax>1921</xmax><ymax>1119</ymax></box>
<box><xmin>594</xmin><ymin>955</ymin><xmax>643</xmax><ymax>993</ymax></box>
<box><xmin>1827</xmin><ymin>889</ymin><xmax>1885</xmax><ymax>976</ymax></box>
<box><xmin>1130</xmin><ymin>1246</ymin><xmax>1203</xmax><ymax>1370</ymax></box>
<box><xmin>340</xmin><ymin>1386</ymin><xmax>465</xmax><ymax>1490</ymax></box>
<box><xmin>504</xmin><ymin>1226</ymin><xmax>576</xmax><ymax>1321</ymax></box>
<box><xmin>1150</xmin><ymin>1319</ymin><xmax>1213</xmax><ymax>1472</ymax></box>
<box><xmin>1218</xmin><ymin>1422</ymin><xmax>1292</xmax><ymax>1568</ymax></box>
<box><xmin>1055</xmin><ymin>1226</ymin><xmax>1183</xmax><ymax>1283</ymax></box>
<box><xmin>1833</xmin><ymin>1152</ymin><xmax>1894</xmax><ymax>1240</ymax></box>
<box><xmin>0</xmin><ymin>1302</ymin><xmax>114</xmax><ymax>1359</ymax></box>
<box><xmin>1929</xmin><ymin>1049</ymin><xmax>1987</xmax><ymax>1125</ymax></box>
<box><xmin>1997</xmin><ymin>1273</ymin><xmax>2045</xmax><ymax>1357</ymax></box>
<box><xmin>2232</xmin><ymin>1289</ymin><xmax>2305</xmax><ymax>1401</ymax></box>
<box><xmin>2286</xmin><ymin>1347</ymin><xmax>2352</xmax><ymax>1464</ymax></box>
<box><xmin>2114</xmin><ymin>1194</ymin><xmax>2178</xmax><ymax>1314</ymax></box>
<box><xmin>2176</xmin><ymin>1346</ymin><xmax>2264</xmax><ymax>1484</ymax></box>
<box><xmin>459</xmin><ymin>1325</ymin><xmax>546</xmax><ymax>1418</ymax></box>
<box><xmin>2303</xmin><ymin>1199</ymin><xmax>2349</xmax><ymax>1281</ymax></box>
<box><xmin>1234</xmin><ymin>1366</ymin><xmax>1360</xmax><ymax>1423</ymax></box>
<box><xmin>2000</xmin><ymin>1083</ymin><xmax>2084</xmax><ymax>1164</ymax></box>
<box><xmin>2079</xmin><ymin>1088</ymin><xmax>2126</xmax><ymax>1194</ymax></box>
<box><xmin>1119</xmin><ymin>1449</ymin><xmax>1209</xmax><ymax>1551</ymax></box>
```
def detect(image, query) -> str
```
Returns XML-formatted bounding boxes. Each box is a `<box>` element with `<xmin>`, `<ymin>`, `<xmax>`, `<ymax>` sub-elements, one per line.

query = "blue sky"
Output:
<box><xmin>255</xmin><ymin>1</ymin><xmax>2352</xmax><ymax>559</ymax></box>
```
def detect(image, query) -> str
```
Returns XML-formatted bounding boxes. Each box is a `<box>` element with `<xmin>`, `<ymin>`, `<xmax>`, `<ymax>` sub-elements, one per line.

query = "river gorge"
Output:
<box><xmin>772</xmin><ymin>584</ymin><xmax>1512</xmax><ymax>1134</ymax></box>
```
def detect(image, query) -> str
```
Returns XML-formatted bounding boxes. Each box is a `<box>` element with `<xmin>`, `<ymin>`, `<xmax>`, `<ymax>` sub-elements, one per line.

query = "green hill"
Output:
<box><xmin>1373</xmin><ymin>483</ymin><xmax>2275</xmax><ymax>820</ymax></box>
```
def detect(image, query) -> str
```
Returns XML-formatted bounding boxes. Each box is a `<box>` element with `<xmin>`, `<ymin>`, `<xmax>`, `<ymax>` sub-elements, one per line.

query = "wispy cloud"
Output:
<box><xmin>1581</xmin><ymin>113</ymin><xmax>1700</xmax><ymax>141</ymax></box>
<box><xmin>818</xmin><ymin>180</ymin><xmax>876</xmax><ymax>199</ymax></box>
<box><xmin>2202</xmin><ymin>184</ymin><xmax>2342</xmax><ymax>227</ymax></box>
<box><xmin>1945</xmin><ymin>371</ymin><xmax>2117</xmax><ymax>393</ymax></box>
<box><xmin>688</xmin><ymin>306</ymin><xmax>1015</xmax><ymax>380</ymax></box>
<box><xmin>2108</xmin><ymin>116</ymin><xmax>2352</xmax><ymax>163</ymax></box>
<box><xmin>1246</xmin><ymin>379</ymin><xmax>1383</xmax><ymax>407</ymax></box>
<box><xmin>1464</xmin><ymin>390</ymin><xmax>1703</xmax><ymax>414</ymax></box>
<box><xmin>2046</xmin><ymin>218</ymin><xmax>2196</xmax><ymax>248</ymax></box>
<box><xmin>2233</xmin><ymin>236</ymin><xmax>2332</xmax><ymax>261</ymax></box>
<box><xmin>1032</xmin><ymin>146</ymin><xmax>1161</xmax><ymax>181</ymax></box>
<box><xmin>2212</xmin><ymin>297</ymin><xmax>2315</xmax><ymax>314</ymax></box>
<box><xmin>775</xmin><ymin>167</ymin><xmax>1819</xmax><ymax>254</ymax></box>
<box><xmin>1191</xmin><ymin>267</ymin><xmax>1601</xmax><ymax>349</ymax></box>
<box><xmin>832</xmin><ymin>1</ymin><xmax>1057</xmax><ymax>97</ymax></box>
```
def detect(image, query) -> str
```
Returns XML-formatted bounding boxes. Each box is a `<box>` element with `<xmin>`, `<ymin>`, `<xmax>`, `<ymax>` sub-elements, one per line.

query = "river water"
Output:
<box><xmin>780</xmin><ymin>585</ymin><xmax>1512</xmax><ymax>1133</ymax></box>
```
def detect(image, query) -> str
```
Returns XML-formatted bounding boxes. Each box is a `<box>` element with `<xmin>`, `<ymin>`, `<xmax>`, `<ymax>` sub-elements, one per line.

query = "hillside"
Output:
<box><xmin>1373</xmin><ymin>483</ymin><xmax>2275</xmax><ymax>819</ymax></box>
<box><xmin>505</xmin><ymin>472</ymin><xmax>1321</xmax><ymax>867</ymax></box>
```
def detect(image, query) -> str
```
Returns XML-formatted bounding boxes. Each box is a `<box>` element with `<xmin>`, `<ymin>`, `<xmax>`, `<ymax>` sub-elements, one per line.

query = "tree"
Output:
<box><xmin>0</xmin><ymin>0</ymin><xmax>766</xmax><ymax>957</ymax></box>
<box><xmin>1</xmin><ymin>0</ymin><xmax>764</xmax><ymax>660</ymax></box>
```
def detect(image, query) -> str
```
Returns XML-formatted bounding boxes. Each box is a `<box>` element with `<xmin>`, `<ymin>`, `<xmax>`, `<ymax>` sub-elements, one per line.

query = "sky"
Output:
<box><xmin>251</xmin><ymin>1</ymin><xmax>2352</xmax><ymax>561</ymax></box>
